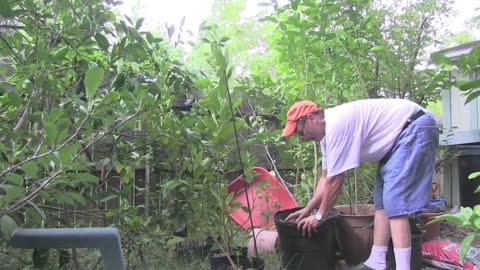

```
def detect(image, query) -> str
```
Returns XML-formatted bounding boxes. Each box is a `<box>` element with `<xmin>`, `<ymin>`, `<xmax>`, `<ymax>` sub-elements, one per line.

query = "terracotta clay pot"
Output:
<box><xmin>419</xmin><ymin>212</ymin><xmax>442</xmax><ymax>242</ymax></box>
<box><xmin>334</xmin><ymin>204</ymin><xmax>375</xmax><ymax>265</ymax></box>
<box><xmin>247</xmin><ymin>228</ymin><xmax>278</xmax><ymax>256</ymax></box>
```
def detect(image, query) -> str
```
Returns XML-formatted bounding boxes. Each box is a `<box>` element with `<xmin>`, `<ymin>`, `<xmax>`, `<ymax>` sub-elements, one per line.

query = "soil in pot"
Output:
<box><xmin>208</xmin><ymin>250</ymin><xmax>265</xmax><ymax>270</ymax></box>
<box><xmin>274</xmin><ymin>207</ymin><xmax>339</xmax><ymax>270</ymax></box>
<box><xmin>334</xmin><ymin>204</ymin><xmax>375</xmax><ymax>265</ymax></box>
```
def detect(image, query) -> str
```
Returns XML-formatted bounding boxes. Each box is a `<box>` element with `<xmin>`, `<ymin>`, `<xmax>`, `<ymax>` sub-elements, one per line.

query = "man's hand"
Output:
<box><xmin>297</xmin><ymin>215</ymin><xmax>322</xmax><ymax>238</ymax></box>
<box><xmin>285</xmin><ymin>208</ymin><xmax>309</xmax><ymax>223</ymax></box>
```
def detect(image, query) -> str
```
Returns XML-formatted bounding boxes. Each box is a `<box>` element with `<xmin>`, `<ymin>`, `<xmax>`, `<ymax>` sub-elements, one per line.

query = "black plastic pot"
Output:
<box><xmin>208</xmin><ymin>252</ymin><xmax>265</xmax><ymax>270</ymax></box>
<box><xmin>387</xmin><ymin>217</ymin><xmax>424</xmax><ymax>270</ymax></box>
<box><xmin>386</xmin><ymin>232</ymin><xmax>423</xmax><ymax>270</ymax></box>
<box><xmin>173</xmin><ymin>238</ymin><xmax>213</xmax><ymax>262</ymax></box>
<box><xmin>274</xmin><ymin>207</ymin><xmax>338</xmax><ymax>270</ymax></box>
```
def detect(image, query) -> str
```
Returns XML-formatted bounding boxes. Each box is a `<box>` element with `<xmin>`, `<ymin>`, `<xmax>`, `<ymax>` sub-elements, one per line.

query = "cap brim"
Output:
<box><xmin>281</xmin><ymin>122</ymin><xmax>296</xmax><ymax>137</ymax></box>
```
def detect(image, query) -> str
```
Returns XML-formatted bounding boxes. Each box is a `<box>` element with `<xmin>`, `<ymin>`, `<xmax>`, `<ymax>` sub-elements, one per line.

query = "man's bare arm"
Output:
<box><xmin>303</xmin><ymin>169</ymin><xmax>328</xmax><ymax>213</ymax></box>
<box><xmin>318</xmin><ymin>173</ymin><xmax>345</xmax><ymax>216</ymax></box>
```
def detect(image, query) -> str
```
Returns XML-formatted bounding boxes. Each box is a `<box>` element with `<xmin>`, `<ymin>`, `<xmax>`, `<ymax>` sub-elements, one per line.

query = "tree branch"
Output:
<box><xmin>50</xmin><ymin>65</ymin><xmax>80</xmax><ymax>74</ymax></box>
<box><xmin>62</xmin><ymin>202</ymin><xmax>81</xmax><ymax>270</ymax></box>
<box><xmin>0</xmin><ymin>24</ymin><xmax>24</xmax><ymax>29</ymax></box>
<box><xmin>0</xmin><ymin>34</ymin><xmax>22</xmax><ymax>64</ymax></box>
<box><xmin>1</xmin><ymin>169</ymin><xmax>63</xmax><ymax>217</ymax></box>
<box><xmin>0</xmin><ymin>113</ymin><xmax>91</xmax><ymax>178</ymax></box>
<box><xmin>73</xmin><ymin>111</ymin><xmax>140</xmax><ymax>161</ymax></box>
<box><xmin>11</xmin><ymin>102</ymin><xmax>31</xmax><ymax>132</ymax></box>
<box><xmin>0</xmin><ymin>250</ymin><xmax>29</xmax><ymax>265</ymax></box>
<box><xmin>37</xmin><ymin>204</ymin><xmax>107</xmax><ymax>220</ymax></box>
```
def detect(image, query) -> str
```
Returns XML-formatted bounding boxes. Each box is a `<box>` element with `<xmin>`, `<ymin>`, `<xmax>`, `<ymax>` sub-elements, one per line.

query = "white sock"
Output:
<box><xmin>393</xmin><ymin>247</ymin><xmax>411</xmax><ymax>270</ymax></box>
<box><xmin>364</xmin><ymin>245</ymin><xmax>388</xmax><ymax>270</ymax></box>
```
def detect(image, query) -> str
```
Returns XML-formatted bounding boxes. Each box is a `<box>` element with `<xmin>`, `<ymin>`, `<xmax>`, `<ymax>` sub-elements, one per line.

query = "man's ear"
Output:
<box><xmin>307</xmin><ymin>113</ymin><xmax>318</xmax><ymax>122</ymax></box>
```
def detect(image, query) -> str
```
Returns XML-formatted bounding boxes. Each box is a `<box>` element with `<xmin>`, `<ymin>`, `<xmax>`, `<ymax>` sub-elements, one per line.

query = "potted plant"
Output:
<box><xmin>205</xmin><ymin>183</ymin><xmax>264</xmax><ymax>270</ymax></box>
<box><xmin>274</xmin><ymin>207</ymin><xmax>339</xmax><ymax>270</ymax></box>
<box><xmin>334</xmin><ymin>203</ymin><xmax>375</xmax><ymax>265</ymax></box>
<box><xmin>181</xmin><ymin>31</ymin><xmax>264</xmax><ymax>270</ymax></box>
<box><xmin>334</xmin><ymin>167</ymin><xmax>376</xmax><ymax>265</ymax></box>
<box><xmin>175</xmin><ymin>91</ymin><xmax>265</xmax><ymax>270</ymax></box>
<box><xmin>334</xmin><ymin>168</ymin><xmax>425</xmax><ymax>268</ymax></box>
<box><xmin>418</xmin><ymin>183</ymin><xmax>447</xmax><ymax>242</ymax></box>
<box><xmin>428</xmin><ymin>171</ymin><xmax>480</xmax><ymax>264</ymax></box>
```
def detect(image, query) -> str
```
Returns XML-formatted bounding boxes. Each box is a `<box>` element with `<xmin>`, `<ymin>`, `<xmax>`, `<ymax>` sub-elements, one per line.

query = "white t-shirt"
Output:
<box><xmin>320</xmin><ymin>99</ymin><xmax>424</xmax><ymax>176</ymax></box>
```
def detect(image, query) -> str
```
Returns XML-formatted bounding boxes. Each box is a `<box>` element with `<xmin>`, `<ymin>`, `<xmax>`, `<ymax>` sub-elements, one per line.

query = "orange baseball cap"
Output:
<box><xmin>281</xmin><ymin>100</ymin><xmax>321</xmax><ymax>137</ymax></box>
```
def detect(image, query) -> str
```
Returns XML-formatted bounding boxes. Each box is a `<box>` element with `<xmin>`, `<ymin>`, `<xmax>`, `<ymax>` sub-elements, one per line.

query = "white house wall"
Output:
<box><xmin>449</xmin><ymin>71</ymin><xmax>472</xmax><ymax>132</ymax></box>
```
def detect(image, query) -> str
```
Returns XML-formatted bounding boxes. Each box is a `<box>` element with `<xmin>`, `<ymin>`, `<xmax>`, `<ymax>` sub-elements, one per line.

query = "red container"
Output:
<box><xmin>227</xmin><ymin>167</ymin><xmax>298</xmax><ymax>230</ymax></box>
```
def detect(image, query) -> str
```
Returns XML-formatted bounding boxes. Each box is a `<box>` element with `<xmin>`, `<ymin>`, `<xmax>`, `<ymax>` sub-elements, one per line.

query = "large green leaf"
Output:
<box><xmin>0</xmin><ymin>215</ymin><xmax>17</xmax><ymax>240</ymax></box>
<box><xmin>69</xmin><ymin>172</ymin><xmax>99</xmax><ymax>186</ymax></box>
<box><xmin>459</xmin><ymin>232</ymin><xmax>477</xmax><ymax>263</ymax></box>
<box><xmin>20</xmin><ymin>161</ymin><xmax>38</xmax><ymax>178</ymax></box>
<box><xmin>162</xmin><ymin>179</ymin><xmax>189</xmax><ymax>191</ymax></box>
<box><xmin>95</xmin><ymin>33</ymin><xmax>110</xmax><ymax>52</ymax></box>
<box><xmin>469</xmin><ymin>171</ymin><xmax>480</xmax><ymax>179</ymax></box>
<box><xmin>54</xmin><ymin>143</ymin><xmax>81</xmax><ymax>167</ymax></box>
<box><xmin>5</xmin><ymin>174</ymin><xmax>24</xmax><ymax>186</ymax></box>
<box><xmin>426</xmin><ymin>212</ymin><xmax>462</xmax><ymax>225</ymax></box>
<box><xmin>27</xmin><ymin>202</ymin><xmax>47</xmax><ymax>224</ymax></box>
<box><xmin>44</xmin><ymin>122</ymin><xmax>58</xmax><ymax>146</ymax></box>
<box><xmin>0</xmin><ymin>0</ymin><xmax>13</xmax><ymax>17</ymax></box>
<box><xmin>369</xmin><ymin>46</ymin><xmax>383</xmax><ymax>53</ymax></box>
<box><xmin>0</xmin><ymin>184</ymin><xmax>24</xmax><ymax>206</ymax></box>
<box><xmin>430</xmin><ymin>52</ymin><xmax>452</xmax><ymax>66</ymax></box>
<box><xmin>135</xmin><ymin>18</ymin><xmax>145</xmax><ymax>30</ymax></box>
<box><xmin>92</xmin><ymin>192</ymin><xmax>118</xmax><ymax>203</ymax></box>
<box><xmin>457</xmin><ymin>79</ymin><xmax>480</xmax><ymax>92</ymax></box>
<box><xmin>464</xmin><ymin>89</ymin><xmax>480</xmax><ymax>105</ymax></box>
<box><xmin>65</xmin><ymin>191</ymin><xmax>87</xmax><ymax>206</ymax></box>
<box><xmin>467</xmin><ymin>46</ymin><xmax>480</xmax><ymax>67</ymax></box>
<box><xmin>84</xmin><ymin>66</ymin><xmax>105</xmax><ymax>103</ymax></box>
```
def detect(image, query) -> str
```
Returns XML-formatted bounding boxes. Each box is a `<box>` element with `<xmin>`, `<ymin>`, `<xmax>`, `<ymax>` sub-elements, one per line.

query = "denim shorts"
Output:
<box><xmin>374</xmin><ymin>112</ymin><xmax>439</xmax><ymax>217</ymax></box>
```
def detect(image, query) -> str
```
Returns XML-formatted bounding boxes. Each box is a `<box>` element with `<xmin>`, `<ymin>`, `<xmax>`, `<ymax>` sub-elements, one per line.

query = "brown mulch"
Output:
<box><xmin>438</xmin><ymin>220</ymin><xmax>480</xmax><ymax>247</ymax></box>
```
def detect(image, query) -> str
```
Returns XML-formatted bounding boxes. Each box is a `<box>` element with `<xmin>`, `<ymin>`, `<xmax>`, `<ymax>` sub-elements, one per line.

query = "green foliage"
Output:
<box><xmin>263</xmin><ymin>0</ymin><xmax>451</xmax><ymax>106</ymax></box>
<box><xmin>0</xmin><ymin>214</ymin><xmax>17</xmax><ymax>240</ymax></box>
<box><xmin>0</xmin><ymin>0</ymin><xmax>465</xmax><ymax>268</ymax></box>
<box><xmin>428</xmin><ymin>205</ymin><xmax>480</xmax><ymax>263</ymax></box>
<box><xmin>429</xmin><ymin>44</ymin><xmax>480</xmax><ymax>263</ymax></box>
<box><xmin>0</xmin><ymin>0</ymin><xmax>206</xmax><ymax>267</ymax></box>
<box><xmin>187</xmin><ymin>31</ymin><xmax>253</xmax><ymax>261</ymax></box>
<box><xmin>32</xmin><ymin>248</ymin><xmax>50</xmax><ymax>268</ymax></box>
<box><xmin>433</xmin><ymin>45</ymin><xmax>480</xmax><ymax>105</ymax></box>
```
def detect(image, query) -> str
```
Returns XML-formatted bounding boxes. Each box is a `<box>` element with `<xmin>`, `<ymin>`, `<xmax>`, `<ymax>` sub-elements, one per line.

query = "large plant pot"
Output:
<box><xmin>419</xmin><ymin>212</ymin><xmax>442</xmax><ymax>242</ymax></box>
<box><xmin>247</xmin><ymin>228</ymin><xmax>278</xmax><ymax>256</ymax></box>
<box><xmin>274</xmin><ymin>207</ymin><xmax>338</xmax><ymax>270</ymax></box>
<box><xmin>173</xmin><ymin>239</ymin><xmax>213</xmax><ymax>262</ymax></box>
<box><xmin>208</xmin><ymin>251</ymin><xmax>265</xmax><ymax>270</ymax></box>
<box><xmin>387</xmin><ymin>218</ymin><xmax>424</xmax><ymax>270</ymax></box>
<box><xmin>334</xmin><ymin>204</ymin><xmax>375</xmax><ymax>265</ymax></box>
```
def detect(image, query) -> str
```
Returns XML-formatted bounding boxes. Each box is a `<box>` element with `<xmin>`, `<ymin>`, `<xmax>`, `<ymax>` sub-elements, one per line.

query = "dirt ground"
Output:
<box><xmin>437</xmin><ymin>220</ymin><xmax>480</xmax><ymax>247</ymax></box>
